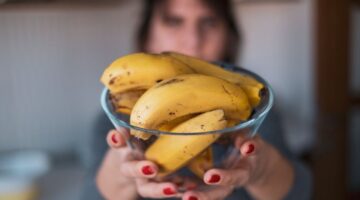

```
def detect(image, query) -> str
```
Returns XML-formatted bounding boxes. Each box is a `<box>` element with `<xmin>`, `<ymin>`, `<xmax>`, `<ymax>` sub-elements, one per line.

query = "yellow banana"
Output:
<box><xmin>158</xmin><ymin>114</ymin><xmax>196</xmax><ymax>132</ymax></box>
<box><xmin>187</xmin><ymin>147</ymin><xmax>213</xmax><ymax>178</ymax></box>
<box><xmin>130</xmin><ymin>74</ymin><xmax>252</xmax><ymax>140</ymax></box>
<box><xmin>100</xmin><ymin>52</ymin><xmax>263</xmax><ymax>178</ymax></box>
<box><xmin>100</xmin><ymin>53</ymin><xmax>194</xmax><ymax>94</ymax></box>
<box><xmin>187</xmin><ymin>119</ymin><xmax>238</xmax><ymax>178</ymax></box>
<box><xmin>164</xmin><ymin>52</ymin><xmax>264</xmax><ymax>107</ymax></box>
<box><xmin>110</xmin><ymin>90</ymin><xmax>145</xmax><ymax>114</ymax></box>
<box><xmin>157</xmin><ymin>113</ymin><xmax>213</xmax><ymax>177</ymax></box>
<box><xmin>145</xmin><ymin>109</ymin><xmax>227</xmax><ymax>176</ymax></box>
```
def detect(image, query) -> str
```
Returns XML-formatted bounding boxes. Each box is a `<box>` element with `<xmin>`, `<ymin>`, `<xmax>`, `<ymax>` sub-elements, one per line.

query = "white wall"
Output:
<box><xmin>0</xmin><ymin>0</ymin><xmax>315</xmax><ymax>156</ymax></box>
<box><xmin>236</xmin><ymin>0</ymin><xmax>315</xmax><ymax>153</ymax></box>
<box><xmin>0</xmin><ymin>2</ymin><xmax>142</xmax><ymax>154</ymax></box>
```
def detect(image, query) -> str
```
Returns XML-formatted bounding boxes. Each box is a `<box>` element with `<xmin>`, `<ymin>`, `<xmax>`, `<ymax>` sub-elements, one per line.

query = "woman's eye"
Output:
<box><xmin>162</xmin><ymin>16</ymin><xmax>182</xmax><ymax>27</ymax></box>
<box><xmin>200</xmin><ymin>17</ymin><xmax>218</xmax><ymax>29</ymax></box>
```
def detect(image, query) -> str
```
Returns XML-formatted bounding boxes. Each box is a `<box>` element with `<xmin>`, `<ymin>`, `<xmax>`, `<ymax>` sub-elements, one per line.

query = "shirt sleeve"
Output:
<box><xmin>258</xmin><ymin>109</ymin><xmax>313</xmax><ymax>200</ymax></box>
<box><xmin>80</xmin><ymin>112</ymin><xmax>113</xmax><ymax>200</ymax></box>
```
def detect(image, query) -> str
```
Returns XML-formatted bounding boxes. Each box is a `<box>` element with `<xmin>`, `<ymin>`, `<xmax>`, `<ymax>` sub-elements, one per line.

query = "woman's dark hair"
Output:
<box><xmin>136</xmin><ymin>0</ymin><xmax>241</xmax><ymax>63</ymax></box>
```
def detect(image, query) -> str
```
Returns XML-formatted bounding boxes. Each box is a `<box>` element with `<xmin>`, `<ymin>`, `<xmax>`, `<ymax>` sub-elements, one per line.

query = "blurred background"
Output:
<box><xmin>0</xmin><ymin>0</ymin><xmax>359</xmax><ymax>199</ymax></box>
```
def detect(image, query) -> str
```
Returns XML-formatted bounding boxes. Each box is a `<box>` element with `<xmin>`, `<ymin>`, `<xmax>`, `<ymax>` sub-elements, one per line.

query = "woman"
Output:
<box><xmin>85</xmin><ymin>0</ymin><xmax>312</xmax><ymax>199</ymax></box>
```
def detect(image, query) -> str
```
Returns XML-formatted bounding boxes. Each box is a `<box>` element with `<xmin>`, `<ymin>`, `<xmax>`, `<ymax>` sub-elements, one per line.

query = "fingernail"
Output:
<box><xmin>163</xmin><ymin>187</ymin><xmax>176</xmax><ymax>195</ymax></box>
<box><xmin>188</xmin><ymin>196</ymin><xmax>198</xmax><ymax>200</ymax></box>
<box><xmin>208</xmin><ymin>174</ymin><xmax>221</xmax><ymax>183</ymax></box>
<box><xmin>246</xmin><ymin>144</ymin><xmax>255</xmax><ymax>155</ymax></box>
<box><xmin>111</xmin><ymin>134</ymin><xmax>118</xmax><ymax>143</ymax></box>
<box><xmin>141</xmin><ymin>165</ymin><xmax>154</xmax><ymax>175</ymax></box>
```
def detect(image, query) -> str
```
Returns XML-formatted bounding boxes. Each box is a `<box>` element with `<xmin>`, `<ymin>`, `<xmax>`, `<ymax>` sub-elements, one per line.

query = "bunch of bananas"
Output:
<box><xmin>101</xmin><ymin>52</ymin><xmax>264</xmax><ymax>177</ymax></box>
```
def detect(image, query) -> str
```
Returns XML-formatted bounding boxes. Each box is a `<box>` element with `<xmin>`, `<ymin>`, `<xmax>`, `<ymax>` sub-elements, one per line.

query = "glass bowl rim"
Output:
<box><xmin>100</xmin><ymin>67</ymin><xmax>274</xmax><ymax>136</ymax></box>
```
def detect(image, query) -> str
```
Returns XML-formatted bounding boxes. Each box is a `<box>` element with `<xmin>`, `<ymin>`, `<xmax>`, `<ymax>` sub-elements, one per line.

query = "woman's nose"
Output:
<box><xmin>179</xmin><ymin>26</ymin><xmax>202</xmax><ymax>58</ymax></box>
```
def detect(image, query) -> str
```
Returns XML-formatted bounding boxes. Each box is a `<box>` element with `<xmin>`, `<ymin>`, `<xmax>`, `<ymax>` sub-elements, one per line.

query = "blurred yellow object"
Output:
<box><xmin>0</xmin><ymin>188</ymin><xmax>37</xmax><ymax>200</ymax></box>
<box><xmin>0</xmin><ymin>151</ymin><xmax>50</xmax><ymax>200</ymax></box>
<box><xmin>0</xmin><ymin>178</ymin><xmax>38</xmax><ymax>200</ymax></box>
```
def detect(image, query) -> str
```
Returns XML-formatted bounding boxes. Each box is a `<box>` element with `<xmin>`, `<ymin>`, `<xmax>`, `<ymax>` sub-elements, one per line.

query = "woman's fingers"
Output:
<box><xmin>239</xmin><ymin>140</ymin><xmax>257</xmax><ymax>157</ymax></box>
<box><xmin>135</xmin><ymin>178</ymin><xmax>180</xmax><ymax>199</ymax></box>
<box><xmin>182</xmin><ymin>185</ymin><xmax>234</xmax><ymax>200</ymax></box>
<box><xmin>203</xmin><ymin>168</ymin><xmax>249</xmax><ymax>187</ymax></box>
<box><xmin>234</xmin><ymin>135</ymin><xmax>262</xmax><ymax>157</ymax></box>
<box><xmin>106</xmin><ymin>128</ymin><xmax>160</xmax><ymax>178</ymax></box>
<box><xmin>203</xmin><ymin>136</ymin><xmax>262</xmax><ymax>187</ymax></box>
<box><xmin>120</xmin><ymin>160</ymin><xmax>158</xmax><ymax>178</ymax></box>
<box><xmin>106</xmin><ymin>129</ymin><xmax>126</xmax><ymax>148</ymax></box>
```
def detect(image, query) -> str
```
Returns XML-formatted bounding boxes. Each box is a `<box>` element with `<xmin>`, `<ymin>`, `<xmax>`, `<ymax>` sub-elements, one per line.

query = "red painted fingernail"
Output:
<box><xmin>246</xmin><ymin>144</ymin><xmax>255</xmax><ymax>155</ymax></box>
<box><xmin>141</xmin><ymin>165</ymin><xmax>154</xmax><ymax>175</ymax></box>
<box><xmin>111</xmin><ymin>134</ymin><xmax>118</xmax><ymax>143</ymax></box>
<box><xmin>208</xmin><ymin>174</ymin><xmax>221</xmax><ymax>183</ymax></box>
<box><xmin>163</xmin><ymin>187</ymin><xmax>176</xmax><ymax>195</ymax></box>
<box><xmin>188</xmin><ymin>196</ymin><xmax>198</xmax><ymax>200</ymax></box>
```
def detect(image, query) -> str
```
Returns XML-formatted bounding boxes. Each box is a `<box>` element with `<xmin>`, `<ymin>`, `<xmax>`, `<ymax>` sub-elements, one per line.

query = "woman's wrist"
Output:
<box><xmin>245</xmin><ymin>147</ymin><xmax>295</xmax><ymax>200</ymax></box>
<box><xmin>96</xmin><ymin>149</ymin><xmax>138</xmax><ymax>200</ymax></box>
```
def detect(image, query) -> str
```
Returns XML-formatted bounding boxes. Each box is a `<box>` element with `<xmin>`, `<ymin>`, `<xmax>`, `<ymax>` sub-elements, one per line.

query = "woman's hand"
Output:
<box><xmin>96</xmin><ymin>128</ymin><xmax>180</xmax><ymax>200</ymax></box>
<box><xmin>182</xmin><ymin>135</ymin><xmax>295</xmax><ymax>200</ymax></box>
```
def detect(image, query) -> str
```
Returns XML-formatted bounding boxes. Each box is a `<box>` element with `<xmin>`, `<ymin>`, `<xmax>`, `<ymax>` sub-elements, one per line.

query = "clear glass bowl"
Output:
<box><xmin>100</xmin><ymin>66</ymin><xmax>274</xmax><ymax>188</ymax></box>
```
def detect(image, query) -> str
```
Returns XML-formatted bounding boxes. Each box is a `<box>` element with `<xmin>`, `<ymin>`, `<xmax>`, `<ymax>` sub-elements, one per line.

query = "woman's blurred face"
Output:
<box><xmin>145</xmin><ymin>0</ymin><xmax>228</xmax><ymax>62</ymax></box>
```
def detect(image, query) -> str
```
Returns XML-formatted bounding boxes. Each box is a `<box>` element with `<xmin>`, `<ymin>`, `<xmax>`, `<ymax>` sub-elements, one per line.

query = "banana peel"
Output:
<box><xmin>110</xmin><ymin>90</ymin><xmax>145</xmax><ymax>114</ymax></box>
<box><xmin>145</xmin><ymin>109</ymin><xmax>226</xmax><ymax>177</ymax></box>
<box><xmin>187</xmin><ymin>147</ymin><xmax>213</xmax><ymax>178</ymax></box>
<box><xmin>101</xmin><ymin>53</ymin><xmax>194</xmax><ymax>94</ymax></box>
<box><xmin>163</xmin><ymin>52</ymin><xmax>264</xmax><ymax>107</ymax></box>
<box><xmin>130</xmin><ymin>74</ymin><xmax>251</xmax><ymax>140</ymax></box>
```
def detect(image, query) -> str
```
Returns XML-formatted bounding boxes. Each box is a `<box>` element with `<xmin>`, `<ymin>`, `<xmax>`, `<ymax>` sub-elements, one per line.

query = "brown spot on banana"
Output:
<box><xmin>156</xmin><ymin>78</ymin><xmax>184</xmax><ymax>88</ymax></box>
<box><xmin>109</xmin><ymin>77</ymin><xmax>116</xmax><ymax>85</ymax></box>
